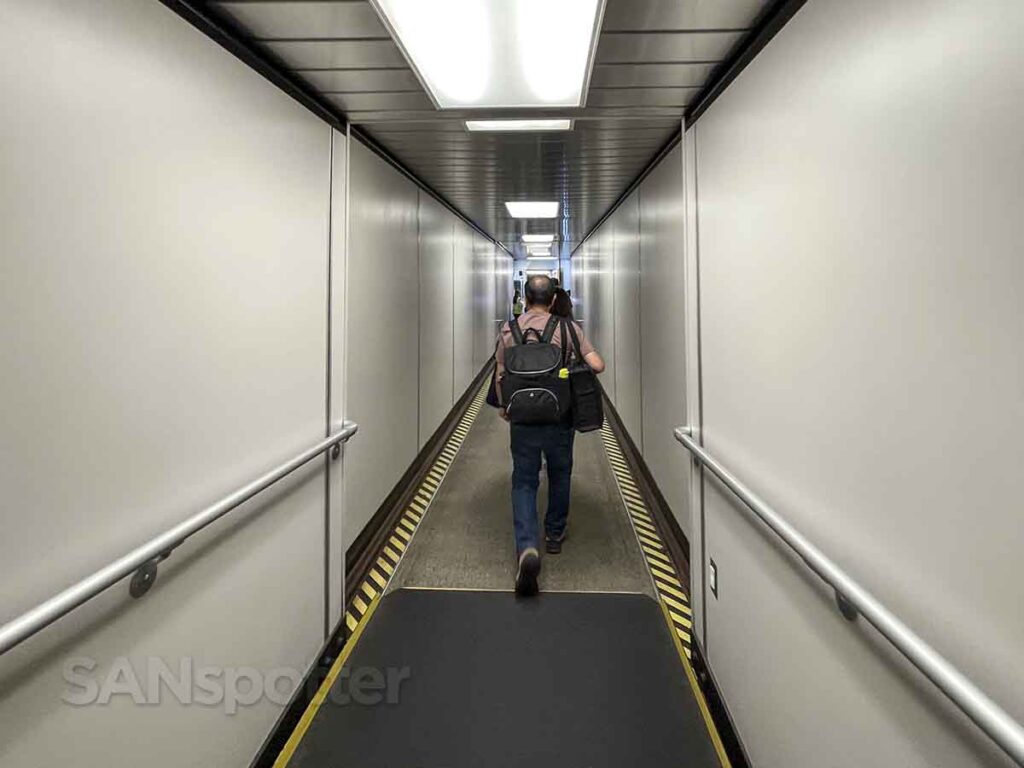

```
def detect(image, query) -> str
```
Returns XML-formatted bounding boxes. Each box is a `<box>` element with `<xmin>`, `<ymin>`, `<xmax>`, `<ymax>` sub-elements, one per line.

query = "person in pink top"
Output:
<box><xmin>494</xmin><ymin>275</ymin><xmax>605</xmax><ymax>595</ymax></box>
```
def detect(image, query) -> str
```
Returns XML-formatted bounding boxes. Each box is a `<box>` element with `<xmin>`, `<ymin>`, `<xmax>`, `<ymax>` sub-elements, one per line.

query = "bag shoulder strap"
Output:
<box><xmin>563</xmin><ymin>319</ymin><xmax>585</xmax><ymax>363</ymax></box>
<box><xmin>508</xmin><ymin>318</ymin><xmax>525</xmax><ymax>346</ymax></box>
<box><xmin>540</xmin><ymin>314</ymin><xmax>560</xmax><ymax>343</ymax></box>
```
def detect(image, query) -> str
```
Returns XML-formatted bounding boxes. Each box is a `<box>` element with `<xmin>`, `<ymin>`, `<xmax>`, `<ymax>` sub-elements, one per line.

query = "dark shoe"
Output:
<box><xmin>545</xmin><ymin>532</ymin><xmax>567</xmax><ymax>555</ymax></box>
<box><xmin>515</xmin><ymin>548</ymin><xmax>541</xmax><ymax>596</ymax></box>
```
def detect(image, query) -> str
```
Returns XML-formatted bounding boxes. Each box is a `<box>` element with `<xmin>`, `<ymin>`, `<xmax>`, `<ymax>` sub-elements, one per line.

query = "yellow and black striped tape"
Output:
<box><xmin>341</xmin><ymin>382</ymin><xmax>488</xmax><ymax>634</ymax></box>
<box><xmin>273</xmin><ymin>381</ymin><xmax>488</xmax><ymax>767</ymax></box>
<box><xmin>599</xmin><ymin>422</ymin><xmax>694</xmax><ymax>657</ymax></box>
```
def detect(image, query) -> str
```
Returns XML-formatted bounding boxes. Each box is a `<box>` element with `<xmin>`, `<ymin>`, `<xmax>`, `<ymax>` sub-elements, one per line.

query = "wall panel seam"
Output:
<box><xmin>323</xmin><ymin>128</ymin><xmax>334</xmax><ymax>641</ymax></box>
<box><xmin>417</xmin><ymin>190</ymin><xmax>423</xmax><ymax>447</ymax></box>
<box><xmin>692</xmin><ymin>125</ymin><xmax>708</xmax><ymax>654</ymax></box>
<box><xmin>341</xmin><ymin>124</ymin><xmax>352</xmax><ymax>612</ymax></box>
<box><xmin>454</xmin><ymin>227</ymin><xmax>458</xmax><ymax>396</ymax></box>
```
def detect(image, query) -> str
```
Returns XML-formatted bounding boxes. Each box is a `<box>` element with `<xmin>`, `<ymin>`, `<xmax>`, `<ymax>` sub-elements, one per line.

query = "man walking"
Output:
<box><xmin>494</xmin><ymin>275</ymin><xmax>605</xmax><ymax>596</ymax></box>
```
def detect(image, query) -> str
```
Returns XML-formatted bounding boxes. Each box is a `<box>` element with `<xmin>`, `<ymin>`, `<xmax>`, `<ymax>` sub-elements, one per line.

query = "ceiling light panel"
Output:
<box><xmin>521</xmin><ymin>234</ymin><xmax>556</xmax><ymax>243</ymax></box>
<box><xmin>506</xmin><ymin>201</ymin><xmax>559</xmax><ymax>219</ymax></box>
<box><xmin>370</xmin><ymin>0</ymin><xmax>605</xmax><ymax>109</ymax></box>
<box><xmin>465</xmin><ymin>119</ymin><xmax>573</xmax><ymax>132</ymax></box>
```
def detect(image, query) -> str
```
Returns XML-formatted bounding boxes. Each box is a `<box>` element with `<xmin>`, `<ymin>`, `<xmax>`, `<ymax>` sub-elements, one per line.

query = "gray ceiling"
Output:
<box><xmin>211</xmin><ymin>0</ymin><xmax>772</xmax><ymax>255</ymax></box>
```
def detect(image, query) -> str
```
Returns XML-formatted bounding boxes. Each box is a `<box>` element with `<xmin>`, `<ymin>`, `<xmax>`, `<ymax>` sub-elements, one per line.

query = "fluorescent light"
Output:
<box><xmin>519</xmin><ymin>0</ymin><xmax>603</xmax><ymax>105</ymax></box>
<box><xmin>506</xmin><ymin>201</ymin><xmax>559</xmax><ymax>219</ymax></box>
<box><xmin>465</xmin><ymin>119</ymin><xmax>573</xmax><ymax>133</ymax></box>
<box><xmin>370</xmin><ymin>0</ymin><xmax>602</xmax><ymax>109</ymax></box>
<box><xmin>521</xmin><ymin>234</ymin><xmax>556</xmax><ymax>243</ymax></box>
<box><xmin>526</xmin><ymin>256</ymin><xmax>557</xmax><ymax>262</ymax></box>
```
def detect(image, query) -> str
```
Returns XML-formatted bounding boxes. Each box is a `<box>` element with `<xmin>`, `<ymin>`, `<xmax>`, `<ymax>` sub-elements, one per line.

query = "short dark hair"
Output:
<box><xmin>524</xmin><ymin>275</ymin><xmax>555</xmax><ymax>307</ymax></box>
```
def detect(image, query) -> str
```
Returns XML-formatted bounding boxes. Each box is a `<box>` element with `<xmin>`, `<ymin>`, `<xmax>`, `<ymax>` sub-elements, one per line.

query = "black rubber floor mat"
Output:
<box><xmin>286</xmin><ymin>589</ymin><xmax>723</xmax><ymax>768</ymax></box>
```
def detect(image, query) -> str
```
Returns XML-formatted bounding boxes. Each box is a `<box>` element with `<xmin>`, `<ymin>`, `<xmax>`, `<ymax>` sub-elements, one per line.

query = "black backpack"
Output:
<box><xmin>500</xmin><ymin>315</ymin><xmax>571</xmax><ymax>425</ymax></box>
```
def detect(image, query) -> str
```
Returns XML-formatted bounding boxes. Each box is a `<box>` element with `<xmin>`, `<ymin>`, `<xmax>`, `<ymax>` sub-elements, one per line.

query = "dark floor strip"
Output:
<box><xmin>282</xmin><ymin>590</ymin><xmax>726</xmax><ymax>768</ymax></box>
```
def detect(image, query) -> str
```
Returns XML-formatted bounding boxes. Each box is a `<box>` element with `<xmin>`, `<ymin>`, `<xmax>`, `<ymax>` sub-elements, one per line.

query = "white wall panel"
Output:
<box><xmin>584</xmin><ymin>226</ymin><xmax>617</xmax><ymax>404</ymax></box>
<box><xmin>417</xmin><ymin>194</ymin><xmax>456</xmax><ymax>446</ymax></box>
<box><xmin>472</xmin><ymin>233</ymin><xmax>486</xmax><ymax>369</ymax></box>
<box><xmin>452</xmin><ymin>223</ymin><xmax>476</xmax><ymax>394</ymax></box>
<box><xmin>578</xmin><ymin>240</ymin><xmax>593</xmax><ymax>329</ymax></box>
<box><xmin>559</xmin><ymin>255</ymin><xmax>574</xmax><ymax>295</ymax></box>
<box><xmin>639</xmin><ymin>143</ymin><xmax>691</xmax><ymax>538</ymax></box>
<box><xmin>472</xmin><ymin>234</ymin><xmax>497</xmax><ymax>371</ymax></box>
<box><xmin>681</xmin><ymin>126</ymin><xmax>705</xmax><ymax>643</ymax></box>
<box><xmin>611</xmin><ymin>192</ymin><xmax>643</xmax><ymax>443</ymax></box>
<box><xmin>695</xmin><ymin>1</ymin><xmax>1024</xmax><ymax>765</ymax></box>
<box><xmin>571</xmin><ymin>243</ymin><xmax>586</xmax><ymax>323</ymax></box>
<box><xmin>327</xmin><ymin>127</ymin><xmax>348</xmax><ymax>634</ymax></box>
<box><xmin>490</xmin><ymin>247</ymin><xmax>508</xmax><ymax>365</ymax></box>
<box><xmin>0</xmin><ymin>2</ymin><xmax>331</xmax><ymax>765</ymax></box>
<box><xmin>494</xmin><ymin>252</ymin><xmax>512</xmax><ymax>330</ymax></box>
<box><xmin>343</xmin><ymin>139</ymin><xmax>419</xmax><ymax>549</ymax></box>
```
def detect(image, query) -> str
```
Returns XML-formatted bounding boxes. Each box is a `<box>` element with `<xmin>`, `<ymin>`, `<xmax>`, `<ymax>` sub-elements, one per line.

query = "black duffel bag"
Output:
<box><xmin>561</xmin><ymin>319</ymin><xmax>604</xmax><ymax>432</ymax></box>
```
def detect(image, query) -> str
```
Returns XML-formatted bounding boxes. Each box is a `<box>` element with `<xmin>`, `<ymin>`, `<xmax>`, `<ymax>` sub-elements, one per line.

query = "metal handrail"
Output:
<box><xmin>673</xmin><ymin>426</ymin><xmax>1024</xmax><ymax>766</ymax></box>
<box><xmin>0</xmin><ymin>421</ymin><xmax>359</xmax><ymax>656</ymax></box>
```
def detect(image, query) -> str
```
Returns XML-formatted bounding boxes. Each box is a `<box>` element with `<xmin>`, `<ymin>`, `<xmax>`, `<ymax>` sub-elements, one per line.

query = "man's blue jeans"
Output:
<box><xmin>510</xmin><ymin>422</ymin><xmax>575</xmax><ymax>555</ymax></box>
